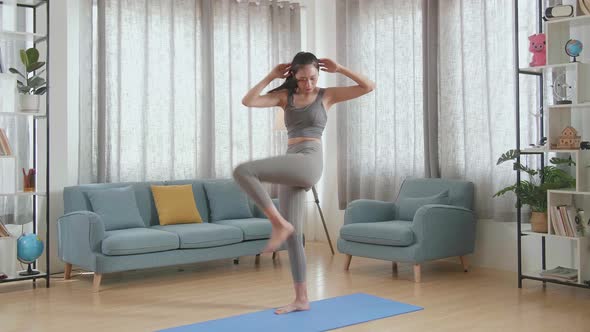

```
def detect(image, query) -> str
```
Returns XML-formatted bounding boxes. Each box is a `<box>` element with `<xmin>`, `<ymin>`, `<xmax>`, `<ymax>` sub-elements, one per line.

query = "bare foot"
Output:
<box><xmin>274</xmin><ymin>300</ymin><xmax>310</xmax><ymax>314</ymax></box>
<box><xmin>262</xmin><ymin>222</ymin><xmax>294</xmax><ymax>253</ymax></box>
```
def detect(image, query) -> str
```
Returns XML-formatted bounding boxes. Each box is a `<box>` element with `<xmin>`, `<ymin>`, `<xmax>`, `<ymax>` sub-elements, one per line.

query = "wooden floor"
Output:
<box><xmin>2</xmin><ymin>242</ymin><xmax>590</xmax><ymax>332</ymax></box>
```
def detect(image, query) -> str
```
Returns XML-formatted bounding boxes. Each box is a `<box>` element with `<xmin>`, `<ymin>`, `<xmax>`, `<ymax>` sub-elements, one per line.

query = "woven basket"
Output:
<box><xmin>531</xmin><ymin>212</ymin><xmax>548</xmax><ymax>233</ymax></box>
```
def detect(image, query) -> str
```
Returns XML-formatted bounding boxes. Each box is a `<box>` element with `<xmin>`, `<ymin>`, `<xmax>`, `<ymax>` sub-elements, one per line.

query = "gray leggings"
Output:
<box><xmin>233</xmin><ymin>140</ymin><xmax>323</xmax><ymax>283</ymax></box>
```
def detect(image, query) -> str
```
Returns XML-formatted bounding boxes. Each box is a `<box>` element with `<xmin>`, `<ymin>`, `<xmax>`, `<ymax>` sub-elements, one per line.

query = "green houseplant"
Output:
<box><xmin>494</xmin><ymin>149</ymin><xmax>576</xmax><ymax>232</ymax></box>
<box><xmin>8</xmin><ymin>48</ymin><xmax>46</xmax><ymax>112</ymax></box>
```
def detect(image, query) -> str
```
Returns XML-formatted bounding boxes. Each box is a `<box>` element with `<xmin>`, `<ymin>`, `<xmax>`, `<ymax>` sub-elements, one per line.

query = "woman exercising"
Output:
<box><xmin>234</xmin><ymin>51</ymin><xmax>375</xmax><ymax>314</ymax></box>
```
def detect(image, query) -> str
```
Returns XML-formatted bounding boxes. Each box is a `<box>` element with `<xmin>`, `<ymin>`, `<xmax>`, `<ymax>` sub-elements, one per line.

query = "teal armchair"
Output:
<box><xmin>337</xmin><ymin>178</ymin><xmax>476</xmax><ymax>282</ymax></box>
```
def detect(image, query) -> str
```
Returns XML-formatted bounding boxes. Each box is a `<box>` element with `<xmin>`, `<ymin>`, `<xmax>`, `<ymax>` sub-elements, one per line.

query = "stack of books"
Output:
<box><xmin>0</xmin><ymin>128</ymin><xmax>12</xmax><ymax>156</ymax></box>
<box><xmin>540</xmin><ymin>266</ymin><xmax>578</xmax><ymax>283</ymax></box>
<box><xmin>550</xmin><ymin>205</ymin><xmax>582</xmax><ymax>237</ymax></box>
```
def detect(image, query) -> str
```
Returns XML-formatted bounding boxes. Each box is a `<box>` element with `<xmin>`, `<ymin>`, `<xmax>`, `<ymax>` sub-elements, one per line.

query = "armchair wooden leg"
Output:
<box><xmin>460</xmin><ymin>256</ymin><xmax>469</xmax><ymax>272</ymax></box>
<box><xmin>392</xmin><ymin>262</ymin><xmax>398</xmax><ymax>273</ymax></box>
<box><xmin>93</xmin><ymin>273</ymin><xmax>102</xmax><ymax>293</ymax></box>
<box><xmin>64</xmin><ymin>263</ymin><xmax>72</xmax><ymax>280</ymax></box>
<box><xmin>255</xmin><ymin>254</ymin><xmax>261</xmax><ymax>265</ymax></box>
<box><xmin>272</xmin><ymin>252</ymin><xmax>278</xmax><ymax>260</ymax></box>
<box><xmin>344</xmin><ymin>254</ymin><xmax>352</xmax><ymax>270</ymax></box>
<box><xmin>413</xmin><ymin>264</ymin><xmax>421</xmax><ymax>283</ymax></box>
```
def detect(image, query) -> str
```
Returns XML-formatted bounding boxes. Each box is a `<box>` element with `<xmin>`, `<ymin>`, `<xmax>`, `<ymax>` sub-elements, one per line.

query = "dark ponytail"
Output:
<box><xmin>268</xmin><ymin>75</ymin><xmax>298</xmax><ymax>94</ymax></box>
<box><xmin>267</xmin><ymin>51</ymin><xmax>319</xmax><ymax>94</ymax></box>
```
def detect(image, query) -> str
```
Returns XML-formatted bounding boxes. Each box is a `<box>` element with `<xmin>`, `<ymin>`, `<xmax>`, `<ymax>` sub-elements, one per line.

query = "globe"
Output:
<box><xmin>17</xmin><ymin>233</ymin><xmax>43</xmax><ymax>264</ymax></box>
<box><xmin>565</xmin><ymin>39</ymin><xmax>583</xmax><ymax>61</ymax></box>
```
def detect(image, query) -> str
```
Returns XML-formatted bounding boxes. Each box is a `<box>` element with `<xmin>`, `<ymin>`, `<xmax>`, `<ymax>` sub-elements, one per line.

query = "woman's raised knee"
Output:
<box><xmin>233</xmin><ymin>162</ymin><xmax>252</xmax><ymax>180</ymax></box>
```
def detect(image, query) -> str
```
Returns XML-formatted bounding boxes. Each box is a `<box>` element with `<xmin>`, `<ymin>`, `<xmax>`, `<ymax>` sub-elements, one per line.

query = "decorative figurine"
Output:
<box><xmin>551</xmin><ymin>73</ymin><xmax>574</xmax><ymax>105</ymax></box>
<box><xmin>556</xmin><ymin>126</ymin><xmax>581</xmax><ymax>149</ymax></box>
<box><xmin>529</xmin><ymin>33</ymin><xmax>546</xmax><ymax>67</ymax></box>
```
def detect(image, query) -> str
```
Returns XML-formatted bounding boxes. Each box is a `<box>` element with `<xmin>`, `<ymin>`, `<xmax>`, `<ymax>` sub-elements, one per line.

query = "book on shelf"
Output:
<box><xmin>540</xmin><ymin>266</ymin><xmax>578</xmax><ymax>282</ymax></box>
<box><xmin>566</xmin><ymin>205</ymin><xmax>582</xmax><ymax>237</ymax></box>
<box><xmin>0</xmin><ymin>128</ymin><xmax>12</xmax><ymax>156</ymax></box>
<box><xmin>559</xmin><ymin>206</ymin><xmax>574</xmax><ymax>237</ymax></box>
<box><xmin>0</xmin><ymin>220</ymin><xmax>10</xmax><ymax>237</ymax></box>
<box><xmin>550</xmin><ymin>206</ymin><xmax>566</xmax><ymax>236</ymax></box>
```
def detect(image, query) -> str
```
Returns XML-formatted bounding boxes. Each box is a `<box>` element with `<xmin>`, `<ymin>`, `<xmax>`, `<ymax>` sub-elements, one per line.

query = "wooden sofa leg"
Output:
<box><xmin>392</xmin><ymin>262</ymin><xmax>398</xmax><ymax>273</ymax></box>
<box><xmin>93</xmin><ymin>273</ymin><xmax>102</xmax><ymax>293</ymax></box>
<box><xmin>255</xmin><ymin>254</ymin><xmax>261</xmax><ymax>265</ymax></box>
<box><xmin>344</xmin><ymin>254</ymin><xmax>352</xmax><ymax>270</ymax></box>
<box><xmin>272</xmin><ymin>252</ymin><xmax>278</xmax><ymax>260</ymax></box>
<box><xmin>413</xmin><ymin>264</ymin><xmax>421</xmax><ymax>283</ymax></box>
<box><xmin>460</xmin><ymin>256</ymin><xmax>469</xmax><ymax>272</ymax></box>
<box><xmin>64</xmin><ymin>263</ymin><xmax>72</xmax><ymax>280</ymax></box>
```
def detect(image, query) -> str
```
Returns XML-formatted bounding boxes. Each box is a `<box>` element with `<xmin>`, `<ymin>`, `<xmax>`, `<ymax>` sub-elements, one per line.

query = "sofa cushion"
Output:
<box><xmin>152</xmin><ymin>223</ymin><xmax>243</xmax><ymax>249</ymax></box>
<box><xmin>203</xmin><ymin>180</ymin><xmax>253</xmax><ymax>221</ymax></box>
<box><xmin>396</xmin><ymin>190</ymin><xmax>449</xmax><ymax>221</ymax></box>
<box><xmin>214</xmin><ymin>218</ymin><xmax>271</xmax><ymax>240</ymax></box>
<box><xmin>86</xmin><ymin>186</ymin><xmax>146</xmax><ymax>231</ymax></box>
<box><xmin>151</xmin><ymin>184</ymin><xmax>203</xmax><ymax>225</ymax></box>
<box><xmin>340</xmin><ymin>221</ymin><xmax>415</xmax><ymax>246</ymax></box>
<box><xmin>397</xmin><ymin>178</ymin><xmax>474</xmax><ymax>210</ymax></box>
<box><xmin>164</xmin><ymin>180</ymin><xmax>210</xmax><ymax>223</ymax></box>
<box><xmin>102</xmin><ymin>228</ymin><xmax>179</xmax><ymax>256</ymax></box>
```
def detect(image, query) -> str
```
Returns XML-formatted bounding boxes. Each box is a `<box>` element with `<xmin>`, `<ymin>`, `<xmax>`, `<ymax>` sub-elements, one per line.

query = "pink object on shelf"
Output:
<box><xmin>529</xmin><ymin>33</ymin><xmax>546</xmax><ymax>67</ymax></box>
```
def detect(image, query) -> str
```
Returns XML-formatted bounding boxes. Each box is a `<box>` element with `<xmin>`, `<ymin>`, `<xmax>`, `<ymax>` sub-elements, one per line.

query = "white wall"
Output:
<box><xmin>43</xmin><ymin>0</ymin><xmax>82</xmax><ymax>273</ymax></box>
<box><xmin>472</xmin><ymin>219</ymin><xmax>578</xmax><ymax>272</ymax></box>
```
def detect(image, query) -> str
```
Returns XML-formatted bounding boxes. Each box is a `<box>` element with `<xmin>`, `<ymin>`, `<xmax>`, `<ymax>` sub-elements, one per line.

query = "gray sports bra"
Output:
<box><xmin>284</xmin><ymin>88</ymin><xmax>328</xmax><ymax>139</ymax></box>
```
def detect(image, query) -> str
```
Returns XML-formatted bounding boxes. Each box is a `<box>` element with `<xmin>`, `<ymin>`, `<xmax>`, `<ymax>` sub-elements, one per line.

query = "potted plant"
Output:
<box><xmin>8</xmin><ymin>48</ymin><xmax>46</xmax><ymax>112</ymax></box>
<box><xmin>494</xmin><ymin>149</ymin><xmax>576</xmax><ymax>233</ymax></box>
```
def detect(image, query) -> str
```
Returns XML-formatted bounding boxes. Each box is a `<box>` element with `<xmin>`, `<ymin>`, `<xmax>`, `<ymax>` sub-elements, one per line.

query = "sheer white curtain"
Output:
<box><xmin>81</xmin><ymin>0</ymin><xmax>301</xmax><ymax>183</ymax></box>
<box><xmin>336</xmin><ymin>0</ymin><xmax>425</xmax><ymax>209</ymax></box>
<box><xmin>336</xmin><ymin>0</ymin><xmax>537</xmax><ymax>220</ymax></box>
<box><xmin>438</xmin><ymin>0</ymin><xmax>537</xmax><ymax>220</ymax></box>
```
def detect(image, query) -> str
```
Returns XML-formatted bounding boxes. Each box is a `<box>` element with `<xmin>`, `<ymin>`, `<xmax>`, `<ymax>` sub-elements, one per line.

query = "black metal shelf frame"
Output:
<box><xmin>0</xmin><ymin>0</ymin><xmax>50</xmax><ymax>288</ymax></box>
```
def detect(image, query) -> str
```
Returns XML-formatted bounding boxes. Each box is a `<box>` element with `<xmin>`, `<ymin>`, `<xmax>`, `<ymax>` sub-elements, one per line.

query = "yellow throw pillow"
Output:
<box><xmin>151</xmin><ymin>185</ymin><xmax>203</xmax><ymax>225</ymax></box>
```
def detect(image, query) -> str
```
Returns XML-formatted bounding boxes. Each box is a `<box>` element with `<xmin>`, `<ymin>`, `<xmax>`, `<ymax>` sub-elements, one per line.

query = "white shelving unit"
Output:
<box><xmin>0</xmin><ymin>0</ymin><xmax>49</xmax><ymax>287</ymax></box>
<box><xmin>521</xmin><ymin>219</ymin><xmax>590</xmax><ymax>287</ymax></box>
<box><xmin>0</xmin><ymin>30</ymin><xmax>46</xmax><ymax>43</ymax></box>
<box><xmin>515</xmin><ymin>1</ymin><xmax>590</xmax><ymax>289</ymax></box>
<box><xmin>0</xmin><ymin>111</ymin><xmax>46</xmax><ymax>117</ymax></box>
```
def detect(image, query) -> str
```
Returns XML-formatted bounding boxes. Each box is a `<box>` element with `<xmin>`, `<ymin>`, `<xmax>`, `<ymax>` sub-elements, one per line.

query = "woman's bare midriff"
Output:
<box><xmin>288</xmin><ymin>137</ymin><xmax>321</xmax><ymax>146</ymax></box>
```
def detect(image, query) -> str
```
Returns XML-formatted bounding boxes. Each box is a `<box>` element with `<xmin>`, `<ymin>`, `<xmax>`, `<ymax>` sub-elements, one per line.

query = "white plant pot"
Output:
<box><xmin>0</xmin><ymin>236</ymin><xmax>17</xmax><ymax>278</ymax></box>
<box><xmin>19</xmin><ymin>94</ymin><xmax>40</xmax><ymax>113</ymax></box>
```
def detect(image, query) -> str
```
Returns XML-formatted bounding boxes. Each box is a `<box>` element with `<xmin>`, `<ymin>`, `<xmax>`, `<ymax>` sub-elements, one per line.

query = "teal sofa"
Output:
<box><xmin>57</xmin><ymin>179</ymin><xmax>279</xmax><ymax>291</ymax></box>
<box><xmin>338</xmin><ymin>178</ymin><xmax>475</xmax><ymax>282</ymax></box>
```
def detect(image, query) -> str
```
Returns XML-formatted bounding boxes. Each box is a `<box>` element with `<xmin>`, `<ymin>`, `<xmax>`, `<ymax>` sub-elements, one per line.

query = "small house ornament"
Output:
<box><xmin>556</xmin><ymin>126</ymin><xmax>581</xmax><ymax>149</ymax></box>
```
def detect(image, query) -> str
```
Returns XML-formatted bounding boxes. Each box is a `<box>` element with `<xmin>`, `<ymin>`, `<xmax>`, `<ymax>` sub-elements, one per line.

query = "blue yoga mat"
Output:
<box><xmin>158</xmin><ymin>293</ymin><xmax>423</xmax><ymax>332</ymax></box>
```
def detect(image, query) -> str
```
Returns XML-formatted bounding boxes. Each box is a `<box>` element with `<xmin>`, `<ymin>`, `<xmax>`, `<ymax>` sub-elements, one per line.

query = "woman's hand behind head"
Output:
<box><xmin>271</xmin><ymin>63</ymin><xmax>292</xmax><ymax>79</ymax></box>
<box><xmin>318</xmin><ymin>58</ymin><xmax>341</xmax><ymax>73</ymax></box>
